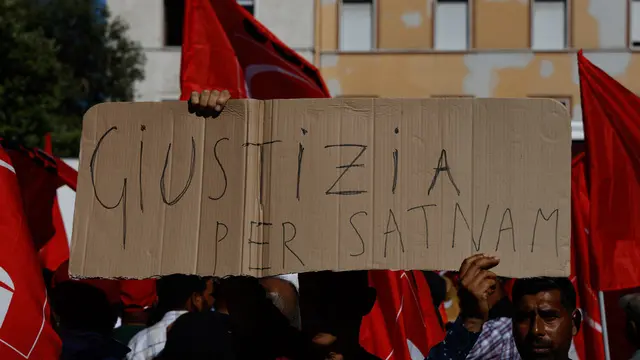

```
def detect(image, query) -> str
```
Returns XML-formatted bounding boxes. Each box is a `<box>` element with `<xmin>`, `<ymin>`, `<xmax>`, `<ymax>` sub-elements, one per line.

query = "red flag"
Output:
<box><xmin>359</xmin><ymin>271</ymin><xmax>445</xmax><ymax>360</ymax></box>
<box><xmin>0</xmin><ymin>146</ymin><xmax>61</xmax><ymax>359</ymax></box>
<box><xmin>38</xmin><ymin>134</ymin><xmax>74</xmax><ymax>272</ymax></box>
<box><xmin>120</xmin><ymin>279</ymin><xmax>156</xmax><ymax>310</ymax></box>
<box><xmin>578</xmin><ymin>51</ymin><xmax>640</xmax><ymax>290</ymax></box>
<box><xmin>2</xmin><ymin>141</ymin><xmax>60</xmax><ymax>251</ymax></box>
<box><xmin>180</xmin><ymin>0</ymin><xmax>329</xmax><ymax>100</ymax></box>
<box><xmin>570</xmin><ymin>152</ymin><xmax>605</xmax><ymax>360</ymax></box>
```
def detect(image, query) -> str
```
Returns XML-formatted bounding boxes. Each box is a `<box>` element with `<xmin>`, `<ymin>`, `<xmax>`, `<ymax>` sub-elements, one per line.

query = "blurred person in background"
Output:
<box><xmin>260</xmin><ymin>276</ymin><xmax>302</xmax><ymax>330</ymax></box>
<box><xmin>114</xmin><ymin>305</ymin><xmax>151</xmax><ymax>346</ymax></box>
<box><xmin>299</xmin><ymin>271</ymin><xmax>380</xmax><ymax>360</ymax></box>
<box><xmin>127</xmin><ymin>274</ymin><xmax>209</xmax><ymax>360</ymax></box>
<box><xmin>423</xmin><ymin>271</ymin><xmax>449</xmax><ymax>327</ymax></box>
<box><xmin>621</xmin><ymin>293</ymin><xmax>640</xmax><ymax>360</ymax></box>
<box><xmin>203</xmin><ymin>276</ymin><xmax>217</xmax><ymax>311</ymax></box>
<box><xmin>154</xmin><ymin>311</ymin><xmax>236</xmax><ymax>360</ymax></box>
<box><xmin>214</xmin><ymin>275</ymin><xmax>313</xmax><ymax>360</ymax></box>
<box><xmin>114</xmin><ymin>279</ymin><xmax>157</xmax><ymax>345</ymax></box>
<box><xmin>51</xmin><ymin>281</ymin><xmax>129</xmax><ymax>360</ymax></box>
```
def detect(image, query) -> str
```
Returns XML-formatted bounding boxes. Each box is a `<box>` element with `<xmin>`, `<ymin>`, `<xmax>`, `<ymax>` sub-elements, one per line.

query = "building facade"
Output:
<box><xmin>107</xmin><ymin>0</ymin><xmax>640</xmax><ymax>140</ymax></box>
<box><xmin>105</xmin><ymin>0</ymin><xmax>315</xmax><ymax>101</ymax></box>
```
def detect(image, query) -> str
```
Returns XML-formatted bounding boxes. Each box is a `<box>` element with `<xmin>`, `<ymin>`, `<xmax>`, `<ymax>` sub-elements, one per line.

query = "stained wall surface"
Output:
<box><xmin>317</xmin><ymin>0</ymin><xmax>640</xmax><ymax>139</ymax></box>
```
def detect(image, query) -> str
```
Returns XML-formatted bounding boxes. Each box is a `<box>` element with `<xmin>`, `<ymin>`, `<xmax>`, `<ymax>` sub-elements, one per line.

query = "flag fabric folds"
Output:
<box><xmin>0</xmin><ymin>145</ymin><xmax>61</xmax><ymax>359</ymax></box>
<box><xmin>180</xmin><ymin>0</ymin><xmax>329</xmax><ymax>100</ymax></box>
<box><xmin>577</xmin><ymin>51</ymin><xmax>640</xmax><ymax>291</ymax></box>
<box><xmin>360</xmin><ymin>271</ymin><xmax>445</xmax><ymax>360</ymax></box>
<box><xmin>570</xmin><ymin>152</ymin><xmax>605</xmax><ymax>360</ymax></box>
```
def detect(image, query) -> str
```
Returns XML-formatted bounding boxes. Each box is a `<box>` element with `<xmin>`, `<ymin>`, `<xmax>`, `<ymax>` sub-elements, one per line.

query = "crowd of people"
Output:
<box><xmin>44</xmin><ymin>253</ymin><xmax>640</xmax><ymax>360</ymax></box>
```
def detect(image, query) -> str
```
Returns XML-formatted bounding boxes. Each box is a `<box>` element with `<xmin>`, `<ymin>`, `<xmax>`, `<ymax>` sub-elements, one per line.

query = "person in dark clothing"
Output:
<box><xmin>154</xmin><ymin>311</ymin><xmax>236</xmax><ymax>360</ymax></box>
<box><xmin>299</xmin><ymin>271</ymin><xmax>380</xmax><ymax>360</ymax></box>
<box><xmin>214</xmin><ymin>275</ymin><xmax>313</xmax><ymax>360</ymax></box>
<box><xmin>113</xmin><ymin>304</ymin><xmax>149</xmax><ymax>345</ymax></box>
<box><xmin>50</xmin><ymin>281</ymin><xmax>130</xmax><ymax>360</ymax></box>
<box><xmin>620</xmin><ymin>293</ymin><xmax>640</xmax><ymax>360</ymax></box>
<box><xmin>423</xmin><ymin>271</ymin><xmax>448</xmax><ymax>328</ymax></box>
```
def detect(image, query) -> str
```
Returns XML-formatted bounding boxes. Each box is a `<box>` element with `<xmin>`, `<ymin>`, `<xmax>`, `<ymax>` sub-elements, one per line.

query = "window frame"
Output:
<box><xmin>337</xmin><ymin>0</ymin><xmax>377</xmax><ymax>52</ymax></box>
<box><xmin>529</xmin><ymin>0</ymin><xmax>570</xmax><ymax>51</ymax></box>
<box><xmin>432</xmin><ymin>0</ymin><xmax>472</xmax><ymax>51</ymax></box>
<box><xmin>629</xmin><ymin>0</ymin><xmax>640</xmax><ymax>49</ymax></box>
<box><xmin>238</xmin><ymin>0</ymin><xmax>256</xmax><ymax>16</ymax></box>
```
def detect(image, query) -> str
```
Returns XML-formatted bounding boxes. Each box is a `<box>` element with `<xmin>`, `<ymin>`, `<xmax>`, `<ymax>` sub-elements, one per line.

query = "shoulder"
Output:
<box><xmin>127</xmin><ymin>327</ymin><xmax>155</xmax><ymax>353</ymax></box>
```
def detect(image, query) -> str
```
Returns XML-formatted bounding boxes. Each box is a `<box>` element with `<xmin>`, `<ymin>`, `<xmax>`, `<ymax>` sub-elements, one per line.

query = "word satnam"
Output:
<box><xmin>89</xmin><ymin>126</ymin><xmax>561</xmax><ymax>267</ymax></box>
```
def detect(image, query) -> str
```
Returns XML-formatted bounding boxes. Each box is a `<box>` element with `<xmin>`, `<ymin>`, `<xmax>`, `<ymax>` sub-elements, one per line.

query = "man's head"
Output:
<box><xmin>156</xmin><ymin>274</ymin><xmax>208</xmax><ymax>313</ymax></box>
<box><xmin>620</xmin><ymin>292</ymin><xmax>640</xmax><ymax>348</ymax></box>
<box><xmin>202</xmin><ymin>276</ymin><xmax>217</xmax><ymax>311</ymax></box>
<box><xmin>260</xmin><ymin>276</ymin><xmax>301</xmax><ymax>330</ymax></box>
<box><xmin>512</xmin><ymin>277</ymin><xmax>581</xmax><ymax>360</ymax></box>
<box><xmin>50</xmin><ymin>281</ymin><xmax>117</xmax><ymax>335</ymax></box>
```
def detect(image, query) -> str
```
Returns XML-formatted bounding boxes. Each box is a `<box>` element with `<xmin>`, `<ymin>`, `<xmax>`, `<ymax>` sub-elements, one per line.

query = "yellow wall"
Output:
<box><xmin>474</xmin><ymin>0</ymin><xmax>530</xmax><ymax>49</ymax></box>
<box><xmin>314</xmin><ymin>0</ymin><xmax>638</xmax><ymax>124</ymax></box>
<box><xmin>320</xmin><ymin>52</ymin><xmax>640</xmax><ymax>115</ymax></box>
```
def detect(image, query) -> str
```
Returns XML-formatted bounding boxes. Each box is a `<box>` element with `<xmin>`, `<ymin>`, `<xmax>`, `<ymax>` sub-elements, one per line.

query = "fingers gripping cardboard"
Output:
<box><xmin>69</xmin><ymin>98</ymin><xmax>571</xmax><ymax>279</ymax></box>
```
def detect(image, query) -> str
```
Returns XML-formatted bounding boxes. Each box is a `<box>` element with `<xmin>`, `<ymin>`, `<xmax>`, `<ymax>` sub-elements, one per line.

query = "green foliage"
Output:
<box><xmin>0</xmin><ymin>0</ymin><xmax>145</xmax><ymax>156</ymax></box>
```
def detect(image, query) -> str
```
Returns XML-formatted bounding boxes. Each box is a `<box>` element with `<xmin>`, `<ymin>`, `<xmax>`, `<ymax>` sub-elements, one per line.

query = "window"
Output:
<box><xmin>631</xmin><ymin>0</ymin><xmax>640</xmax><ymax>47</ymax></box>
<box><xmin>531</xmin><ymin>0</ymin><xmax>567</xmax><ymax>50</ymax></box>
<box><xmin>434</xmin><ymin>0</ymin><xmax>469</xmax><ymax>51</ymax></box>
<box><xmin>238</xmin><ymin>0</ymin><xmax>255</xmax><ymax>15</ymax></box>
<box><xmin>164</xmin><ymin>1</ymin><xmax>254</xmax><ymax>46</ymax></box>
<box><xmin>339</xmin><ymin>0</ymin><xmax>374</xmax><ymax>51</ymax></box>
<box><xmin>164</xmin><ymin>0</ymin><xmax>185</xmax><ymax>46</ymax></box>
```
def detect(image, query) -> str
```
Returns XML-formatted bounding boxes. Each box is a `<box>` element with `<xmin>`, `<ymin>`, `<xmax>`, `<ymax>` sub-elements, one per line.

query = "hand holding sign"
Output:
<box><xmin>189</xmin><ymin>89</ymin><xmax>231</xmax><ymax>117</ymax></box>
<box><xmin>458</xmin><ymin>254</ymin><xmax>500</xmax><ymax>332</ymax></box>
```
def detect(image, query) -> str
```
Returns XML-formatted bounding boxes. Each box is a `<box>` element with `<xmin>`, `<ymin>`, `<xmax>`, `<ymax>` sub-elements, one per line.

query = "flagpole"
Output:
<box><xmin>599</xmin><ymin>291</ymin><xmax>611</xmax><ymax>360</ymax></box>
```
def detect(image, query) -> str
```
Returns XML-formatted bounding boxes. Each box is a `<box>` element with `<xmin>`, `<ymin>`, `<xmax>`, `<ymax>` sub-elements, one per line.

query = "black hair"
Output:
<box><xmin>147</xmin><ymin>274</ymin><xmax>206</xmax><ymax>326</ymax></box>
<box><xmin>214</xmin><ymin>275</ymin><xmax>269</xmax><ymax>310</ymax></box>
<box><xmin>512</xmin><ymin>277</ymin><xmax>576</xmax><ymax>312</ymax></box>
<box><xmin>50</xmin><ymin>281</ymin><xmax>117</xmax><ymax>335</ymax></box>
<box><xmin>156</xmin><ymin>274</ymin><xmax>206</xmax><ymax>309</ymax></box>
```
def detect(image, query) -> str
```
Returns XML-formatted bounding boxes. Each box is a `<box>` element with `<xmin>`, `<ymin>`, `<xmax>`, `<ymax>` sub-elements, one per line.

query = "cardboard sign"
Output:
<box><xmin>69</xmin><ymin>98</ymin><xmax>571</xmax><ymax>279</ymax></box>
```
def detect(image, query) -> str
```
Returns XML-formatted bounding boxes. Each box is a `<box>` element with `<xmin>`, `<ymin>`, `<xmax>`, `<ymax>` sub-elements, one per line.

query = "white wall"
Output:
<box><xmin>58</xmin><ymin>159</ymin><xmax>79</xmax><ymax>244</ymax></box>
<box><xmin>106</xmin><ymin>0</ymin><xmax>316</xmax><ymax>101</ymax></box>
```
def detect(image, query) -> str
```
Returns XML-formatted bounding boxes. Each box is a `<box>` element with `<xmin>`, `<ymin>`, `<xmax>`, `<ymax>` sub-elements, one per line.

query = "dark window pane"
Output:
<box><xmin>164</xmin><ymin>0</ymin><xmax>185</xmax><ymax>46</ymax></box>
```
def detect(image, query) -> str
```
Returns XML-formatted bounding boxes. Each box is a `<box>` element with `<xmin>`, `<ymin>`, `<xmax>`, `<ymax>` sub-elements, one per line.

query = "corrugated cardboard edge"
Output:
<box><xmin>69</xmin><ymin>102</ymin><xmax>101</xmax><ymax>279</ymax></box>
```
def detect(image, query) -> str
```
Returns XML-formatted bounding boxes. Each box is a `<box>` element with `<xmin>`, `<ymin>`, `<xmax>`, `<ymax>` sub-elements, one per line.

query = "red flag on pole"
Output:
<box><xmin>570</xmin><ymin>152</ymin><xmax>605</xmax><ymax>360</ymax></box>
<box><xmin>0</xmin><ymin>145</ymin><xmax>61</xmax><ymax>360</ymax></box>
<box><xmin>180</xmin><ymin>0</ymin><xmax>329</xmax><ymax>100</ymax></box>
<box><xmin>577</xmin><ymin>51</ymin><xmax>640</xmax><ymax>291</ymax></box>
